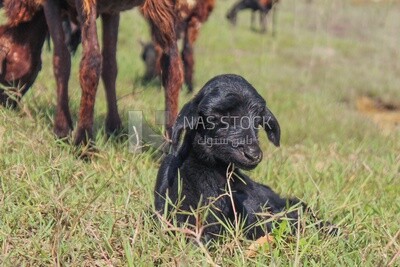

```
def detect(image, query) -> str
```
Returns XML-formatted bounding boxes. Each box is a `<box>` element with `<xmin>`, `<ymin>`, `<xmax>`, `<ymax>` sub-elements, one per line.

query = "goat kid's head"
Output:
<box><xmin>172</xmin><ymin>74</ymin><xmax>280</xmax><ymax>170</ymax></box>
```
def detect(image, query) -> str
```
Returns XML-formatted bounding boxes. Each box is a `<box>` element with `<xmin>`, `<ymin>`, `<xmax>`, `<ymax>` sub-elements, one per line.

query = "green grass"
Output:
<box><xmin>1</xmin><ymin>0</ymin><xmax>400</xmax><ymax>266</ymax></box>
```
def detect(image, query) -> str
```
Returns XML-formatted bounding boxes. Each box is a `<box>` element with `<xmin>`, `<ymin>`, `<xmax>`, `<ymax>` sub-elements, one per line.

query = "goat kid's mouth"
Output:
<box><xmin>229</xmin><ymin>148</ymin><xmax>263</xmax><ymax>170</ymax></box>
<box><xmin>233</xmin><ymin>159</ymin><xmax>260</xmax><ymax>170</ymax></box>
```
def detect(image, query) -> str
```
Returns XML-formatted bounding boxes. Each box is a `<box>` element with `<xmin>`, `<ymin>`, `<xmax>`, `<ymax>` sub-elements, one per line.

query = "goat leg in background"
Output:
<box><xmin>160</xmin><ymin>45</ymin><xmax>183</xmax><ymax>137</ymax></box>
<box><xmin>73</xmin><ymin>0</ymin><xmax>102</xmax><ymax>145</ymax></box>
<box><xmin>259</xmin><ymin>10</ymin><xmax>268</xmax><ymax>33</ymax></box>
<box><xmin>181</xmin><ymin>0</ymin><xmax>215</xmax><ymax>93</ymax></box>
<box><xmin>181</xmin><ymin>17</ymin><xmax>200</xmax><ymax>93</ymax></box>
<box><xmin>257</xmin><ymin>0</ymin><xmax>272</xmax><ymax>34</ymax></box>
<box><xmin>43</xmin><ymin>1</ymin><xmax>73</xmax><ymax>139</ymax></box>
<box><xmin>226</xmin><ymin>0</ymin><xmax>243</xmax><ymax>25</ymax></box>
<box><xmin>142</xmin><ymin>0</ymin><xmax>184</xmax><ymax>138</ymax></box>
<box><xmin>271</xmin><ymin>1</ymin><xmax>278</xmax><ymax>36</ymax></box>
<box><xmin>101</xmin><ymin>13</ymin><xmax>122</xmax><ymax>135</ymax></box>
<box><xmin>250</xmin><ymin>10</ymin><xmax>256</xmax><ymax>30</ymax></box>
<box><xmin>226</xmin><ymin>0</ymin><xmax>246</xmax><ymax>25</ymax></box>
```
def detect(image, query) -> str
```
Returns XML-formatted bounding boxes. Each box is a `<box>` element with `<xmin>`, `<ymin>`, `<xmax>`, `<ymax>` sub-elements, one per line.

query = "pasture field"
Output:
<box><xmin>0</xmin><ymin>0</ymin><xmax>399</xmax><ymax>266</ymax></box>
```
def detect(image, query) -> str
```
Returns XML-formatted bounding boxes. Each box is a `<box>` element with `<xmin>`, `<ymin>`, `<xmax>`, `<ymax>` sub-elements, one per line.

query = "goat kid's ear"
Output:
<box><xmin>261</xmin><ymin>108</ymin><xmax>281</xmax><ymax>147</ymax></box>
<box><xmin>171</xmin><ymin>101</ymin><xmax>198</xmax><ymax>153</ymax></box>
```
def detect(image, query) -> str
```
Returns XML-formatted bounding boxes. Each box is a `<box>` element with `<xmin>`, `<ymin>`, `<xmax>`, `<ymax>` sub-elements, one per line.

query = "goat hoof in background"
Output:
<box><xmin>154</xmin><ymin>74</ymin><xmax>338</xmax><ymax>241</ymax></box>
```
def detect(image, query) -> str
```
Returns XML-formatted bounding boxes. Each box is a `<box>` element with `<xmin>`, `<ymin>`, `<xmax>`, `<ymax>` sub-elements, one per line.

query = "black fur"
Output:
<box><xmin>154</xmin><ymin>74</ymin><xmax>336</xmax><ymax>240</ymax></box>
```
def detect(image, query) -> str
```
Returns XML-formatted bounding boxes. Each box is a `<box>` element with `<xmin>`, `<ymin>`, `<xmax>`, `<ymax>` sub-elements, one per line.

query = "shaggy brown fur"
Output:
<box><xmin>82</xmin><ymin>0</ymin><xmax>95</xmax><ymax>17</ymax></box>
<box><xmin>142</xmin><ymin>0</ymin><xmax>215</xmax><ymax>92</ymax></box>
<box><xmin>0</xmin><ymin>10</ymin><xmax>47</xmax><ymax>107</ymax></box>
<box><xmin>141</xmin><ymin>0</ymin><xmax>176</xmax><ymax>49</ymax></box>
<box><xmin>3</xmin><ymin>0</ymin><xmax>44</xmax><ymax>26</ymax></box>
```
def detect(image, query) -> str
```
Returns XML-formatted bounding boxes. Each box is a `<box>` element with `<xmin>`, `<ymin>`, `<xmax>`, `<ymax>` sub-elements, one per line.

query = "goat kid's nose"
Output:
<box><xmin>243</xmin><ymin>146</ymin><xmax>263</xmax><ymax>162</ymax></box>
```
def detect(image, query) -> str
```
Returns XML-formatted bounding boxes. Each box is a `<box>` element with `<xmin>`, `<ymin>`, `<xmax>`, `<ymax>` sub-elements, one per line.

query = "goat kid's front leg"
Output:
<box><xmin>182</xmin><ymin>18</ymin><xmax>200</xmax><ymax>93</ymax></box>
<box><xmin>43</xmin><ymin>0</ymin><xmax>73</xmax><ymax>139</ymax></box>
<box><xmin>74</xmin><ymin>0</ymin><xmax>101</xmax><ymax>145</ymax></box>
<box><xmin>101</xmin><ymin>13</ymin><xmax>121</xmax><ymax>135</ymax></box>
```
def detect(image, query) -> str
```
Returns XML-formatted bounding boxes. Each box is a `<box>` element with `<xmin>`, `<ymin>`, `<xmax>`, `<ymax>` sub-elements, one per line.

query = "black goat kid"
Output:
<box><xmin>155</xmin><ymin>74</ymin><xmax>335</xmax><ymax>240</ymax></box>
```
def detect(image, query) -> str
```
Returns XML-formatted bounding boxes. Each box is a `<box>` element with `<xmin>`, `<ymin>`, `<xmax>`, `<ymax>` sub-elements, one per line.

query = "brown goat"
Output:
<box><xmin>3</xmin><ymin>0</ymin><xmax>183</xmax><ymax>145</ymax></box>
<box><xmin>141</xmin><ymin>0</ymin><xmax>215</xmax><ymax>93</ymax></box>
<box><xmin>227</xmin><ymin>0</ymin><xmax>278</xmax><ymax>33</ymax></box>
